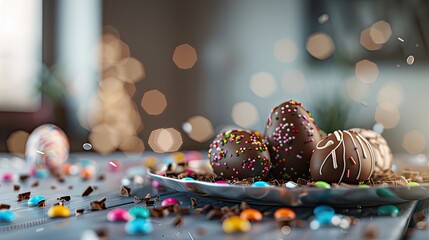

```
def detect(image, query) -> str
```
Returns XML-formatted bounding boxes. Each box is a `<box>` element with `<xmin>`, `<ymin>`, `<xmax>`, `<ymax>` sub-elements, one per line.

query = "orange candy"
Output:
<box><xmin>240</xmin><ymin>208</ymin><xmax>263</xmax><ymax>222</ymax></box>
<box><xmin>274</xmin><ymin>208</ymin><xmax>296</xmax><ymax>221</ymax></box>
<box><xmin>80</xmin><ymin>168</ymin><xmax>95</xmax><ymax>180</ymax></box>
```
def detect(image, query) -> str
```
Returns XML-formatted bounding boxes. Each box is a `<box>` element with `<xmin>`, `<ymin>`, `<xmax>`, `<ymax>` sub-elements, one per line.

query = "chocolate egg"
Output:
<box><xmin>310</xmin><ymin>130</ymin><xmax>376</xmax><ymax>184</ymax></box>
<box><xmin>208</xmin><ymin>130</ymin><xmax>271</xmax><ymax>180</ymax></box>
<box><xmin>348</xmin><ymin>128</ymin><xmax>392</xmax><ymax>173</ymax></box>
<box><xmin>264</xmin><ymin>100</ymin><xmax>322</xmax><ymax>181</ymax></box>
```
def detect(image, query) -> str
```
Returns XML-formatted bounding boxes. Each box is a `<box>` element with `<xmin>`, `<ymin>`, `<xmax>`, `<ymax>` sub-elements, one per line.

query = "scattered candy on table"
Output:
<box><xmin>108</xmin><ymin>160</ymin><xmax>122</xmax><ymax>172</ymax></box>
<box><xmin>0</xmin><ymin>210</ymin><xmax>16</xmax><ymax>222</ymax></box>
<box><xmin>314</xmin><ymin>181</ymin><xmax>331</xmax><ymax>189</ymax></box>
<box><xmin>2</xmin><ymin>172</ymin><xmax>15</xmax><ymax>182</ymax></box>
<box><xmin>107</xmin><ymin>208</ymin><xmax>131</xmax><ymax>222</ymax></box>
<box><xmin>28</xmin><ymin>196</ymin><xmax>45</xmax><ymax>207</ymax></box>
<box><xmin>222</xmin><ymin>215</ymin><xmax>251</xmax><ymax>233</ymax></box>
<box><xmin>129</xmin><ymin>207</ymin><xmax>150</xmax><ymax>219</ymax></box>
<box><xmin>377</xmin><ymin>205</ymin><xmax>399</xmax><ymax>217</ymax></box>
<box><xmin>35</xmin><ymin>169</ymin><xmax>49</xmax><ymax>178</ymax></box>
<box><xmin>252</xmin><ymin>181</ymin><xmax>270</xmax><ymax>187</ymax></box>
<box><xmin>48</xmin><ymin>205</ymin><xmax>71</xmax><ymax>218</ymax></box>
<box><xmin>313</xmin><ymin>205</ymin><xmax>335</xmax><ymax>224</ymax></box>
<box><xmin>161</xmin><ymin>198</ymin><xmax>180</xmax><ymax>207</ymax></box>
<box><xmin>125</xmin><ymin>218</ymin><xmax>153</xmax><ymax>235</ymax></box>
<box><xmin>240</xmin><ymin>208</ymin><xmax>263</xmax><ymax>222</ymax></box>
<box><xmin>407</xmin><ymin>181</ymin><xmax>419</xmax><ymax>186</ymax></box>
<box><xmin>274</xmin><ymin>208</ymin><xmax>296</xmax><ymax>221</ymax></box>
<box><xmin>181</xmin><ymin>177</ymin><xmax>194</xmax><ymax>181</ymax></box>
<box><xmin>214</xmin><ymin>180</ymin><xmax>228</xmax><ymax>185</ymax></box>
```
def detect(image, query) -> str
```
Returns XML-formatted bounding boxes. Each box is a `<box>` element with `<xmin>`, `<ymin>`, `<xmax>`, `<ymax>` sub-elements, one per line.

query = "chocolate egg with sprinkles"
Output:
<box><xmin>264</xmin><ymin>100</ymin><xmax>322</xmax><ymax>181</ymax></box>
<box><xmin>208</xmin><ymin>130</ymin><xmax>271</xmax><ymax>180</ymax></box>
<box><xmin>310</xmin><ymin>130</ymin><xmax>376</xmax><ymax>184</ymax></box>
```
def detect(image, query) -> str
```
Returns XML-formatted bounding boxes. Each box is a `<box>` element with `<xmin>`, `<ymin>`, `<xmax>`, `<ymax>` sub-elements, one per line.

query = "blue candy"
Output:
<box><xmin>313</xmin><ymin>205</ymin><xmax>335</xmax><ymax>224</ymax></box>
<box><xmin>181</xmin><ymin>177</ymin><xmax>194</xmax><ymax>181</ymax></box>
<box><xmin>125</xmin><ymin>218</ymin><xmax>153</xmax><ymax>235</ymax></box>
<box><xmin>36</xmin><ymin>169</ymin><xmax>49</xmax><ymax>178</ymax></box>
<box><xmin>252</xmin><ymin>181</ymin><xmax>271</xmax><ymax>187</ymax></box>
<box><xmin>28</xmin><ymin>196</ymin><xmax>45</xmax><ymax>207</ymax></box>
<box><xmin>0</xmin><ymin>210</ymin><xmax>16</xmax><ymax>222</ymax></box>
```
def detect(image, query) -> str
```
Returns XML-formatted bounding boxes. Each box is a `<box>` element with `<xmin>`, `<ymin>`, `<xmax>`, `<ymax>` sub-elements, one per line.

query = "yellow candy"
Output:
<box><xmin>48</xmin><ymin>205</ymin><xmax>71</xmax><ymax>218</ymax></box>
<box><xmin>222</xmin><ymin>215</ymin><xmax>251</xmax><ymax>233</ymax></box>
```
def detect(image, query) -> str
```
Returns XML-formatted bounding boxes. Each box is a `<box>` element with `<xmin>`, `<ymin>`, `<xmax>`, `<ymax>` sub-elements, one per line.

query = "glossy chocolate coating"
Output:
<box><xmin>310</xmin><ymin>130</ymin><xmax>375</xmax><ymax>184</ymax></box>
<box><xmin>348</xmin><ymin>128</ymin><xmax>393</xmax><ymax>174</ymax></box>
<box><xmin>208</xmin><ymin>130</ymin><xmax>271</xmax><ymax>180</ymax></box>
<box><xmin>264</xmin><ymin>100</ymin><xmax>322</xmax><ymax>181</ymax></box>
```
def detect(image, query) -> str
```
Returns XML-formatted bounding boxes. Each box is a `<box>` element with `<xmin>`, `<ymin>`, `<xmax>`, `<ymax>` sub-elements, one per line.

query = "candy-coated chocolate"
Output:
<box><xmin>314</xmin><ymin>181</ymin><xmax>331</xmax><ymax>189</ymax></box>
<box><xmin>222</xmin><ymin>215</ymin><xmax>251</xmax><ymax>233</ymax></box>
<box><xmin>2</xmin><ymin>172</ymin><xmax>15</xmax><ymax>182</ymax></box>
<box><xmin>48</xmin><ymin>205</ymin><xmax>71</xmax><ymax>218</ymax></box>
<box><xmin>252</xmin><ymin>181</ymin><xmax>271</xmax><ymax>187</ymax></box>
<box><xmin>125</xmin><ymin>218</ymin><xmax>153</xmax><ymax>235</ymax></box>
<box><xmin>240</xmin><ymin>208</ymin><xmax>263</xmax><ymax>221</ymax></box>
<box><xmin>0</xmin><ymin>210</ymin><xmax>16</xmax><ymax>222</ymax></box>
<box><xmin>274</xmin><ymin>208</ymin><xmax>296</xmax><ymax>221</ymax></box>
<box><xmin>108</xmin><ymin>160</ymin><xmax>122</xmax><ymax>172</ymax></box>
<box><xmin>161</xmin><ymin>198</ymin><xmax>180</xmax><ymax>207</ymax></box>
<box><xmin>377</xmin><ymin>205</ymin><xmax>399</xmax><ymax>217</ymax></box>
<box><xmin>28</xmin><ymin>196</ymin><xmax>45</xmax><ymax>207</ymax></box>
<box><xmin>214</xmin><ymin>180</ymin><xmax>228</xmax><ymax>185</ymax></box>
<box><xmin>181</xmin><ymin>177</ymin><xmax>194</xmax><ymax>181</ymax></box>
<box><xmin>129</xmin><ymin>207</ymin><xmax>150</xmax><ymax>219</ymax></box>
<box><xmin>107</xmin><ymin>208</ymin><xmax>131</xmax><ymax>222</ymax></box>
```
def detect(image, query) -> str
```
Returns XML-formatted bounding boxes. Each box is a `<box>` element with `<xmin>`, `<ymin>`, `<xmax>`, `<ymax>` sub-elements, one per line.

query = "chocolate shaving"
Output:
<box><xmin>38</xmin><ymin>200</ymin><xmax>46</xmax><ymax>208</ymax></box>
<box><xmin>13</xmin><ymin>184</ymin><xmax>20</xmax><ymax>191</ymax></box>
<box><xmin>97</xmin><ymin>174</ymin><xmax>105</xmax><ymax>181</ymax></box>
<box><xmin>154</xmin><ymin>195</ymin><xmax>160</xmax><ymax>201</ymax></box>
<box><xmin>19</xmin><ymin>174</ymin><xmax>29</xmax><ymax>182</ymax></box>
<box><xmin>75</xmin><ymin>209</ymin><xmax>85</xmax><ymax>216</ymax></box>
<box><xmin>90</xmin><ymin>197</ymin><xmax>107</xmax><ymax>210</ymax></box>
<box><xmin>120</xmin><ymin>185</ymin><xmax>131</xmax><ymax>197</ymax></box>
<box><xmin>133</xmin><ymin>196</ymin><xmax>141</xmax><ymax>204</ymax></box>
<box><xmin>57</xmin><ymin>196</ymin><xmax>71</xmax><ymax>202</ymax></box>
<box><xmin>201</xmin><ymin>204</ymin><xmax>213</xmax><ymax>214</ymax></box>
<box><xmin>191</xmin><ymin>197</ymin><xmax>198</xmax><ymax>208</ymax></box>
<box><xmin>172</xmin><ymin>214</ymin><xmax>183</xmax><ymax>227</ymax></box>
<box><xmin>363</xmin><ymin>225</ymin><xmax>378</xmax><ymax>240</ymax></box>
<box><xmin>81</xmin><ymin>186</ymin><xmax>94</xmax><ymax>197</ymax></box>
<box><xmin>143</xmin><ymin>193</ymin><xmax>151</xmax><ymax>201</ymax></box>
<box><xmin>94</xmin><ymin>228</ymin><xmax>108</xmax><ymax>239</ymax></box>
<box><xmin>179</xmin><ymin>207</ymin><xmax>191</xmax><ymax>215</ymax></box>
<box><xmin>150</xmin><ymin>207</ymin><xmax>164</xmax><ymax>218</ymax></box>
<box><xmin>0</xmin><ymin>204</ymin><xmax>11</xmax><ymax>210</ymax></box>
<box><xmin>297</xmin><ymin>178</ymin><xmax>309</xmax><ymax>187</ymax></box>
<box><xmin>206</xmin><ymin>209</ymin><xmax>222</xmax><ymax>220</ymax></box>
<box><xmin>31</xmin><ymin>181</ymin><xmax>39</xmax><ymax>188</ymax></box>
<box><xmin>17</xmin><ymin>191</ymin><xmax>31</xmax><ymax>202</ymax></box>
<box><xmin>54</xmin><ymin>202</ymin><xmax>64</xmax><ymax>206</ymax></box>
<box><xmin>145</xmin><ymin>200</ymin><xmax>155</xmax><ymax>206</ymax></box>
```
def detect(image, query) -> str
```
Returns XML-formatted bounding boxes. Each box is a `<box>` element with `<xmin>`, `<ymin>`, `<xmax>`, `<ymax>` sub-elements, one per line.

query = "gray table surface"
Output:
<box><xmin>0</xmin><ymin>152</ymin><xmax>427</xmax><ymax>240</ymax></box>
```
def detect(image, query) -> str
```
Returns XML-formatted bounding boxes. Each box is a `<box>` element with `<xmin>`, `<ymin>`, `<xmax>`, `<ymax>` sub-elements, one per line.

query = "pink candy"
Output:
<box><xmin>107</xmin><ymin>208</ymin><xmax>131</xmax><ymax>222</ymax></box>
<box><xmin>2</xmin><ymin>172</ymin><xmax>15</xmax><ymax>182</ymax></box>
<box><xmin>108</xmin><ymin>160</ymin><xmax>122</xmax><ymax>172</ymax></box>
<box><xmin>215</xmin><ymin>180</ymin><xmax>229</xmax><ymax>185</ymax></box>
<box><xmin>161</xmin><ymin>198</ymin><xmax>180</xmax><ymax>207</ymax></box>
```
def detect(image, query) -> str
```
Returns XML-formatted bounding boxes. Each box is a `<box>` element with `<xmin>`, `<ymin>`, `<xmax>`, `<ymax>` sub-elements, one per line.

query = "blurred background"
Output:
<box><xmin>0</xmin><ymin>0</ymin><xmax>428</xmax><ymax>156</ymax></box>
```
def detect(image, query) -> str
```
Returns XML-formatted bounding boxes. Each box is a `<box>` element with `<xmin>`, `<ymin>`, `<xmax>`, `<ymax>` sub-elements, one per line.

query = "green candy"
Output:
<box><xmin>129</xmin><ymin>207</ymin><xmax>150</xmax><ymax>219</ymax></box>
<box><xmin>314</xmin><ymin>181</ymin><xmax>331</xmax><ymax>189</ymax></box>
<box><xmin>377</xmin><ymin>205</ymin><xmax>399</xmax><ymax>217</ymax></box>
<box><xmin>407</xmin><ymin>181</ymin><xmax>419</xmax><ymax>186</ymax></box>
<box><xmin>358</xmin><ymin>184</ymin><xmax>370</xmax><ymax>188</ymax></box>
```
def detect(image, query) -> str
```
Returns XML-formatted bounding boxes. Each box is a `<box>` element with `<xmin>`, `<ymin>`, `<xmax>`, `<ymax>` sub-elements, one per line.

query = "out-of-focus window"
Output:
<box><xmin>0</xmin><ymin>0</ymin><xmax>42</xmax><ymax>111</ymax></box>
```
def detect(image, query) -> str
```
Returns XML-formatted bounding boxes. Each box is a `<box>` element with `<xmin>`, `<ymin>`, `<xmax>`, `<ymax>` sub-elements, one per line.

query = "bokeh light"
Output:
<box><xmin>116</xmin><ymin>57</ymin><xmax>145</xmax><ymax>83</ymax></box>
<box><xmin>231</xmin><ymin>102</ymin><xmax>259</xmax><ymax>128</ymax></box>
<box><xmin>172</xmin><ymin>44</ymin><xmax>198</xmax><ymax>69</ymax></box>
<box><xmin>360</xmin><ymin>27</ymin><xmax>383</xmax><ymax>51</ymax></box>
<box><xmin>281</xmin><ymin>69</ymin><xmax>306</xmax><ymax>94</ymax></box>
<box><xmin>377</xmin><ymin>82</ymin><xmax>404</xmax><ymax>107</ymax></box>
<box><xmin>318</xmin><ymin>14</ymin><xmax>329</xmax><ymax>24</ymax></box>
<box><xmin>375</xmin><ymin>102</ymin><xmax>400</xmax><ymax>129</ymax></box>
<box><xmin>148</xmin><ymin>128</ymin><xmax>183</xmax><ymax>153</ymax></box>
<box><xmin>369</xmin><ymin>20</ymin><xmax>392</xmax><ymax>44</ymax></box>
<box><xmin>355</xmin><ymin>60</ymin><xmax>379</xmax><ymax>83</ymax></box>
<box><xmin>346</xmin><ymin>76</ymin><xmax>370</xmax><ymax>103</ymax></box>
<box><xmin>182</xmin><ymin>115</ymin><xmax>214</xmax><ymax>143</ymax></box>
<box><xmin>89</xmin><ymin>124</ymin><xmax>120</xmax><ymax>154</ymax></box>
<box><xmin>6</xmin><ymin>130</ymin><xmax>29</xmax><ymax>156</ymax></box>
<box><xmin>273</xmin><ymin>38</ymin><xmax>298</xmax><ymax>63</ymax></box>
<box><xmin>306</xmin><ymin>32</ymin><xmax>335</xmax><ymax>60</ymax></box>
<box><xmin>141</xmin><ymin>89</ymin><xmax>167</xmax><ymax>115</ymax></box>
<box><xmin>119</xmin><ymin>135</ymin><xmax>145</xmax><ymax>155</ymax></box>
<box><xmin>249</xmin><ymin>72</ymin><xmax>277</xmax><ymax>98</ymax></box>
<box><xmin>403</xmin><ymin>131</ymin><xmax>426</xmax><ymax>154</ymax></box>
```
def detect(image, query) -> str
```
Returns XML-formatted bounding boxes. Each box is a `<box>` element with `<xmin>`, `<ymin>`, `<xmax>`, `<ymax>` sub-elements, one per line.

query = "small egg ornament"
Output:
<box><xmin>208</xmin><ymin>129</ymin><xmax>271</xmax><ymax>180</ymax></box>
<box><xmin>25</xmin><ymin>124</ymin><xmax>69</xmax><ymax>172</ymax></box>
<box><xmin>264</xmin><ymin>100</ymin><xmax>322</xmax><ymax>181</ymax></box>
